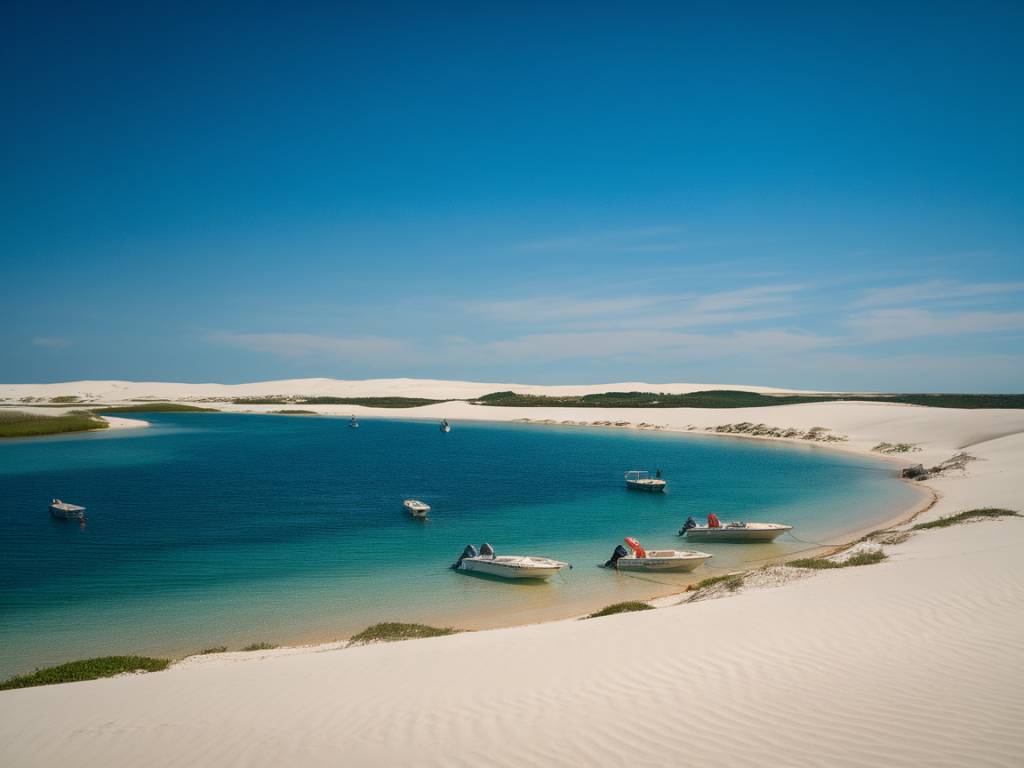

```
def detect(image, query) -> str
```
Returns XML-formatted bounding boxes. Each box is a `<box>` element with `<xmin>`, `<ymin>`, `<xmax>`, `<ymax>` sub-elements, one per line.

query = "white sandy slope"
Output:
<box><xmin>0</xmin><ymin>376</ymin><xmax>819</xmax><ymax>402</ymax></box>
<box><xmin>1</xmin><ymin>384</ymin><xmax>1022</xmax><ymax>767</ymax></box>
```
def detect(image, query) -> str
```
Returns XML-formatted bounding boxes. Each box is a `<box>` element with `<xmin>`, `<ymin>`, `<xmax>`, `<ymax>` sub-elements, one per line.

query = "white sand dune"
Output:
<box><xmin>1</xmin><ymin>380</ymin><xmax>1022</xmax><ymax>767</ymax></box>
<box><xmin>0</xmin><ymin>376</ymin><xmax>818</xmax><ymax>403</ymax></box>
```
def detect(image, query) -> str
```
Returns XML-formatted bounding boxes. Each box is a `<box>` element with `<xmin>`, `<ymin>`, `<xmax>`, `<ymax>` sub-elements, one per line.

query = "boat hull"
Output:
<box><xmin>682</xmin><ymin>524</ymin><xmax>791</xmax><ymax>543</ymax></box>
<box><xmin>50</xmin><ymin>507</ymin><xmax>85</xmax><ymax>521</ymax></box>
<box><xmin>626</xmin><ymin>480</ymin><xmax>666</xmax><ymax>492</ymax></box>
<box><xmin>614</xmin><ymin>554</ymin><xmax>711</xmax><ymax>572</ymax></box>
<box><xmin>458</xmin><ymin>557</ymin><xmax>566</xmax><ymax>580</ymax></box>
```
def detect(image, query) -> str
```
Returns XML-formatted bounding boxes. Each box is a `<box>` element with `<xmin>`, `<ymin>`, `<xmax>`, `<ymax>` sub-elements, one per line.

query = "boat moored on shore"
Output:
<box><xmin>451</xmin><ymin>543</ymin><xmax>569</xmax><ymax>580</ymax></box>
<box><xmin>679</xmin><ymin>514</ymin><xmax>792</xmax><ymax>542</ymax></box>
<box><xmin>604</xmin><ymin>537</ymin><xmax>712</xmax><ymax>572</ymax></box>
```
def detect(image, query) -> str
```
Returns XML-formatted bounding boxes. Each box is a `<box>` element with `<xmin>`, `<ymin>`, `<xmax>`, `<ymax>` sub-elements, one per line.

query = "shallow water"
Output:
<box><xmin>0</xmin><ymin>413</ymin><xmax>921</xmax><ymax>677</ymax></box>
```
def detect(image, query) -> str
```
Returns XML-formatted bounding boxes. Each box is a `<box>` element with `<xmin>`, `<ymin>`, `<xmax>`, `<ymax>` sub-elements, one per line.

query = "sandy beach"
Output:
<box><xmin>0</xmin><ymin>379</ymin><xmax>1021</xmax><ymax>766</ymax></box>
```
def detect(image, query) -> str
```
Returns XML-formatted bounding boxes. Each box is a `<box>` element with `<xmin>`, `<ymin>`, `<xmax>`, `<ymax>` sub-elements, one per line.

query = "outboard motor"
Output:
<box><xmin>679</xmin><ymin>516</ymin><xmax>698</xmax><ymax>535</ymax></box>
<box><xmin>604</xmin><ymin>544</ymin><xmax>629</xmax><ymax>569</ymax></box>
<box><xmin>452</xmin><ymin>544</ymin><xmax>478</xmax><ymax>570</ymax></box>
<box><xmin>480</xmin><ymin>542</ymin><xmax>495</xmax><ymax>559</ymax></box>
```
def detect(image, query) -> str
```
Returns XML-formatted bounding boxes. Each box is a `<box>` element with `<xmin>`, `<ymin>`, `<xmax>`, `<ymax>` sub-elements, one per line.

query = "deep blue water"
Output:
<box><xmin>0</xmin><ymin>413</ymin><xmax>921</xmax><ymax>676</ymax></box>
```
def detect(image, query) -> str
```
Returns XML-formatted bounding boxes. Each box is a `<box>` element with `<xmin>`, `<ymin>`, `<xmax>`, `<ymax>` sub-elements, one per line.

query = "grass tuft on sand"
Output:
<box><xmin>585</xmin><ymin>601</ymin><xmax>654</xmax><ymax>619</ymax></box>
<box><xmin>912</xmin><ymin>508</ymin><xmax>1020</xmax><ymax>531</ymax></box>
<box><xmin>788</xmin><ymin>550</ymin><xmax>887</xmax><ymax>569</ymax></box>
<box><xmin>241</xmin><ymin>642</ymin><xmax>277</xmax><ymax>651</ymax></box>
<box><xmin>272</xmin><ymin>409</ymin><xmax>317</xmax><ymax>414</ymax></box>
<box><xmin>0</xmin><ymin>410</ymin><xmax>109</xmax><ymax>438</ymax></box>
<box><xmin>349</xmin><ymin>623</ymin><xmax>460</xmax><ymax>645</ymax></box>
<box><xmin>0</xmin><ymin>656</ymin><xmax>170</xmax><ymax>690</ymax></box>
<box><xmin>688</xmin><ymin>573</ymin><xmax>745</xmax><ymax>593</ymax></box>
<box><xmin>199</xmin><ymin>646</ymin><xmax>228</xmax><ymax>655</ymax></box>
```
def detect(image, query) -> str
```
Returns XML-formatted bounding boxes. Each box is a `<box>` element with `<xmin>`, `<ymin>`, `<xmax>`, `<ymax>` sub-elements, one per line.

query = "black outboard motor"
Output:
<box><xmin>604</xmin><ymin>544</ymin><xmax>629</xmax><ymax>568</ymax></box>
<box><xmin>480</xmin><ymin>542</ymin><xmax>495</xmax><ymax>558</ymax></box>
<box><xmin>452</xmin><ymin>544</ymin><xmax>478</xmax><ymax>570</ymax></box>
<box><xmin>679</xmin><ymin>516</ymin><xmax>698</xmax><ymax>536</ymax></box>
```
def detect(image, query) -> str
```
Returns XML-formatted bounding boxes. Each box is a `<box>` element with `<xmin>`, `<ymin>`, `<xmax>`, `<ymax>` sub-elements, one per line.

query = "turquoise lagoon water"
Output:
<box><xmin>0</xmin><ymin>413</ymin><xmax>923</xmax><ymax>677</ymax></box>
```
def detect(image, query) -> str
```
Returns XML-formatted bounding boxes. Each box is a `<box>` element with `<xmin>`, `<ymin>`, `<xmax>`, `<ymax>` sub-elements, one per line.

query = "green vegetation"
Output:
<box><xmin>232</xmin><ymin>396</ymin><xmax>443</xmax><ymax>407</ymax></box>
<box><xmin>0</xmin><ymin>656</ymin><xmax>170</xmax><ymax>690</ymax></box>
<box><xmin>912</xmin><ymin>508</ymin><xmax>1020</xmax><ymax>531</ymax></box>
<box><xmin>49</xmin><ymin>395</ymin><xmax>81</xmax><ymax>404</ymax></box>
<box><xmin>585</xmin><ymin>601</ymin><xmax>654</xmax><ymax>619</ymax></box>
<box><xmin>272</xmin><ymin>409</ymin><xmax>317</xmax><ymax>414</ymax></box>
<box><xmin>474</xmin><ymin>390</ymin><xmax>839</xmax><ymax>408</ymax></box>
<box><xmin>241</xmin><ymin>642</ymin><xmax>277</xmax><ymax>651</ymax></box>
<box><xmin>472</xmin><ymin>390</ymin><xmax>1024</xmax><ymax>409</ymax></box>
<box><xmin>94</xmin><ymin>403</ymin><xmax>218</xmax><ymax>413</ymax></box>
<box><xmin>688</xmin><ymin>573</ymin><xmax>745</xmax><ymax>593</ymax></box>
<box><xmin>199</xmin><ymin>646</ymin><xmax>228</xmax><ymax>655</ymax></box>
<box><xmin>873</xmin><ymin>442</ymin><xmax>921</xmax><ymax>454</ymax></box>
<box><xmin>788</xmin><ymin>550</ymin><xmax>887</xmax><ymax>569</ymax></box>
<box><xmin>348</xmin><ymin>622</ymin><xmax>460</xmax><ymax>644</ymax></box>
<box><xmin>0</xmin><ymin>409</ymin><xmax>109</xmax><ymax>438</ymax></box>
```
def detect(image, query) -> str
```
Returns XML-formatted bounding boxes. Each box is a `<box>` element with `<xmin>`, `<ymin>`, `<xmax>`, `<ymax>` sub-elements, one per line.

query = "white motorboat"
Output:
<box><xmin>679</xmin><ymin>515</ymin><xmax>792</xmax><ymax>542</ymax></box>
<box><xmin>624</xmin><ymin>470</ymin><xmax>666</xmax><ymax>492</ymax></box>
<box><xmin>440</xmin><ymin>418</ymin><xmax>451</xmax><ymax>433</ymax></box>
<box><xmin>604</xmin><ymin>537</ymin><xmax>711</xmax><ymax>572</ymax></box>
<box><xmin>404</xmin><ymin>499</ymin><xmax>430</xmax><ymax>519</ymax></box>
<box><xmin>349</xmin><ymin>416</ymin><xmax>359</xmax><ymax>428</ymax></box>
<box><xmin>50</xmin><ymin>499</ymin><xmax>86</xmax><ymax>521</ymax></box>
<box><xmin>452</xmin><ymin>543</ymin><xmax>569</xmax><ymax>580</ymax></box>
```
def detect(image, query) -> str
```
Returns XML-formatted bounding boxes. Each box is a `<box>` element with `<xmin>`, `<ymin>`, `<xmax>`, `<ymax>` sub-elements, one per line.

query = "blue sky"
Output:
<box><xmin>2</xmin><ymin>2</ymin><xmax>1022</xmax><ymax>391</ymax></box>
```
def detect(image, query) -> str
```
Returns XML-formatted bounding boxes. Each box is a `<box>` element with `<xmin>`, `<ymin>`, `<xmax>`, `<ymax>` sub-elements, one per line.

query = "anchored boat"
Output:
<box><xmin>49</xmin><ymin>499</ymin><xmax>86</xmax><ymax>522</ymax></box>
<box><xmin>679</xmin><ymin>514</ymin><xmax>792</xmax><ymax>542</ymax></box>
<box><xmin>451</xmin><ymin>543</ymin><xmax>569</xmax><ymax>580</ymax></box>
<box><xmin>440</xmin><ymin>418</ymin><xmax>451</xmax><ymax>433</ymax></box>
<box><xmin>604</xmin><ymin>537</ymin><xmax>711</xmax><ymax>572</ymax></box>
<box><xmin>624</xmin><ymin>470</ymin><xmax>666</xmax><ymax>492</ymax></box>
<box><xmin>403</xmin><ymin>499</ymin><xmax>430</xmax><ymax>519</ymax></box>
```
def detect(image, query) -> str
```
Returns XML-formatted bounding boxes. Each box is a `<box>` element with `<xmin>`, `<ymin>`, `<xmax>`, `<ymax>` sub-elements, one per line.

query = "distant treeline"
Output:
<box><xmin>470</xmin><ymin>390</ymin><xmax>1024</xmax><ymax>410</ymax></box>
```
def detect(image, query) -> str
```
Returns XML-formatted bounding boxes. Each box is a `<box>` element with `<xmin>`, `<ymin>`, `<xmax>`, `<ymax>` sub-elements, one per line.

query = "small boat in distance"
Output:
<box><xmin>403</xmin><ymin>499</ymin><xmax>430</xmax><ymax>519</ymax></box>
<box><xmin>50</xmin><ymin>499</ymin><xmax>86</xmax><ymax>522</ymax></box>
<box><xmin>440</xmin><ymin>418</ymin><xmax>451</xmax><ymax>433</ymax></box>
<box><xmin>624</xmin><ymin>470</ymin><xmax>666</xmax><ymax>492</ymax></box>
<box><xmin>679</xmin><ymin>514</ymin><xmax>792</xmax><ymax>542</ymax></box>
<box><xmin>604</xmin><ymin>537</ymin><xmax>712</xmax><ymax>572</ymax></box>
<box><xmin>451</xmin><ymin>543</ymin><xmax>569</xmax><ymax>580</ymax></box>
<box><xmin>349</xmin><ymin>416</ymin><xmax>359</xmax><ymax>428</ymax></box>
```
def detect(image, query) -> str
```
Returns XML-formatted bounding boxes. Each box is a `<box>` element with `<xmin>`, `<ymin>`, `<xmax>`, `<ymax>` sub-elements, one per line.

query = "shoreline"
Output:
<box><xmin>2</xmin><ymin>406</ymin><xmax>936</xmax><ymax>671</ymax></box>
<box><xmin>1</xmin><ymin>384</ymin><xmax>1021</xmax><ymax>766</ymax></box>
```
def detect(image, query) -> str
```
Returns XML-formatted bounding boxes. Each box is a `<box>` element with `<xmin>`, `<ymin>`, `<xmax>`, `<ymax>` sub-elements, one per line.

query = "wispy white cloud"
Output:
<box><xmin>691</xmin><ymin>284</ymin><xmax>805</xmax><ymax>313</ymax></box>
<box><xmin>462</xmin><ymin>295</ymin><xmax>675</xmax><ymax>323</ymax></box>
<box><xmin>464</xmin><ymin>284</ymin><xmax>809</xmax><ymax>330</ymax></box>
<box><xmin>845</xmin><ymin>308</ymin><xmax>1024</xmax><ymax>342</ymax></box>
<box><xmin>482</xmin><ymin>328</ymin><xmax>832</xmax><ymax>363</ymax></box>
<box><xmin>31</xmin><ymin>337</ymin><xmax>71</xmax><ymax>349</ymax></box>
<box><xmin>853</xmin><ymin>280</ymin><xmax>1024</xmax><ymax>308</ymax></box>
<box><xmin>209</xmin><ymin>332</ymin><xmax>414</xmax><ymax>361</ymax></box>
